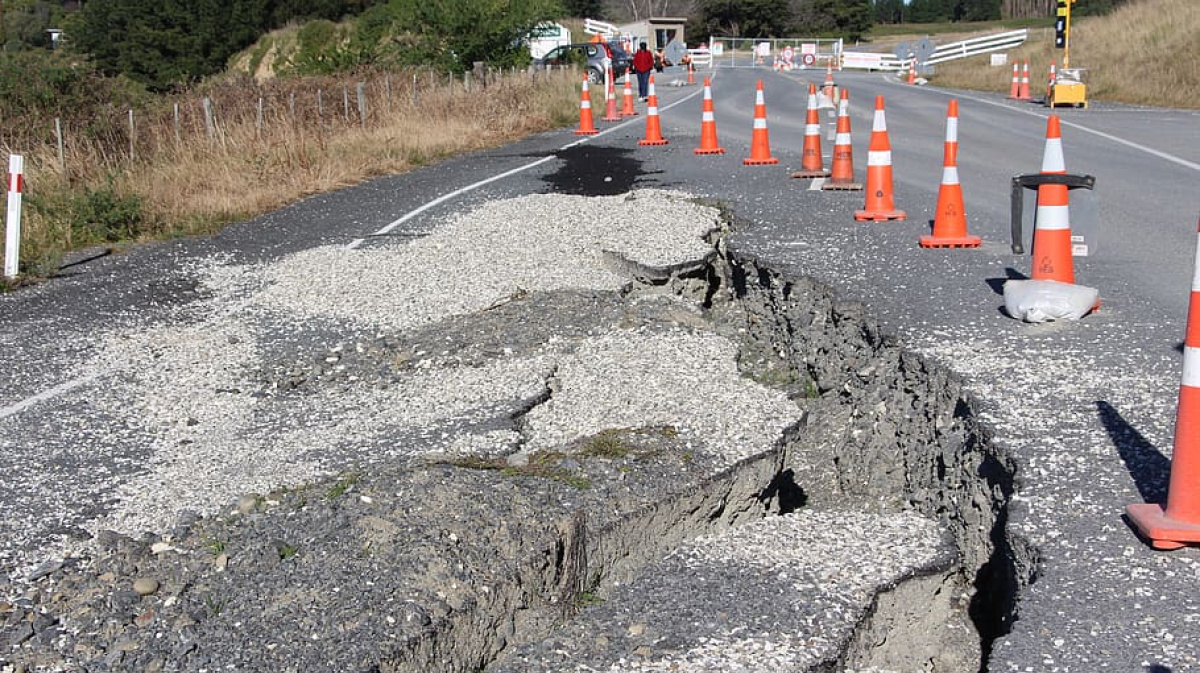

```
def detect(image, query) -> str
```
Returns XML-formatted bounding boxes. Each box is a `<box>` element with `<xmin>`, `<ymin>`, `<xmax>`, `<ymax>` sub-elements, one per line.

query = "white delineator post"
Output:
<box><xmin>4</xmin><ymin>154</ymin><xmax>24</xmax><ymax>279</ymax></box>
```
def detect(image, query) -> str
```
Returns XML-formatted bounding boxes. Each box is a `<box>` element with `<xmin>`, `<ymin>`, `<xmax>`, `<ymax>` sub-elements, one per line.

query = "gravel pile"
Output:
<box><xmin>492</xmin><ymin>509</ymin><xmax>955</xmax><ymax>673</ymax></box>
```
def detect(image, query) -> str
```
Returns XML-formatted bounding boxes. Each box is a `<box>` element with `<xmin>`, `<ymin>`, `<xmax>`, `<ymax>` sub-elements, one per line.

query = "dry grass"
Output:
<box><xmin>4</xmin><ymin>67</ymin><xmax>580</xmax><ymax>278</ymax></box>
<box><xmin>930</xmin><ymin>0</ymin><xmax>1200</xmax><ymax>108</ymax></box>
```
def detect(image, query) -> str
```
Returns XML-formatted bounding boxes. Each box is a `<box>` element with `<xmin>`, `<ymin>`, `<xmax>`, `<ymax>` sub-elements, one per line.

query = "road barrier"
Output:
<box><xmin>843</xmin><ymin>28</ymin><xmax>1029</xmax><ymax>72</ymax></box>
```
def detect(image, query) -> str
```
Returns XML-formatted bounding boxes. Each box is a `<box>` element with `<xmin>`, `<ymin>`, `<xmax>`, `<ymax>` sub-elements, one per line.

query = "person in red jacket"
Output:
<box><xmin>632</xmin><ymin>42</ymin><xmax>654</xmax><ymax>101</ymax></box>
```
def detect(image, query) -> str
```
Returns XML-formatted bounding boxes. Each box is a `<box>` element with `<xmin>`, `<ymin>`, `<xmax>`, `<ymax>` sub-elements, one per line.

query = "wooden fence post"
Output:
<box><xmin>128</xmin><ymin>109</ymin><xmax>135</xmax><ymax>161</ymax></box>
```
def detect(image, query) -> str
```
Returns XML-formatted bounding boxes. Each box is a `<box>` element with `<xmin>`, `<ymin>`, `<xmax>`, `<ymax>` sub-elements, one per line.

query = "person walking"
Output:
<box><xmin>632</xmin><ymin>42</ymin><xmax>654</xmax><ymax>101</ymax></box>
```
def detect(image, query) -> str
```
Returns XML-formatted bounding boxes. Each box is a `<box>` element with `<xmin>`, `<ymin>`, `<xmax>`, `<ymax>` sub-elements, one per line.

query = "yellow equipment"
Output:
<box><xmin>1049</xmin><ymin>68</ymin><xmax>1088</xmax><ymax>108</ymax></box>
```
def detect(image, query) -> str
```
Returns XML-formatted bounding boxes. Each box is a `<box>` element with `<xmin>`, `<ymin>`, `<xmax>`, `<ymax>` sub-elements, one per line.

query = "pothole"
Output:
<box><xmin>0</xmin><ymin>199</ymin><xmax>1030</xmax><ymax>673</ymax></box>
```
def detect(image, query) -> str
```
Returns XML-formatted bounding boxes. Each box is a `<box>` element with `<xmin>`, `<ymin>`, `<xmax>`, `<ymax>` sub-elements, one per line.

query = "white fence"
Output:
<box><xmin>841</xmin><ymin>28</ymin><xmax>1029</xmax><ymax>72</ymax></box>
<box><xmin>705</xmin><ymin>37</ymin><xmax>844</xmax><ymax>69</ymax></box>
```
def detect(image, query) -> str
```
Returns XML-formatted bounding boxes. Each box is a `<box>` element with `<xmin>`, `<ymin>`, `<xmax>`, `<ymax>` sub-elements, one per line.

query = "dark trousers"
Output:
<box><xmin>636</xmin><ymin>70</ymin><xmax>650</xmax><ymax>98</ymax></box>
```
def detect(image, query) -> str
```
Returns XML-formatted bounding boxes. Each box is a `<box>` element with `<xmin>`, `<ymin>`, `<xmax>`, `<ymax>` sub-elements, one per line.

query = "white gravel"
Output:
<box><xmin>66</xmin><ymin>189</ymin><xmax>794</xmax><ymax>545</ymax></box>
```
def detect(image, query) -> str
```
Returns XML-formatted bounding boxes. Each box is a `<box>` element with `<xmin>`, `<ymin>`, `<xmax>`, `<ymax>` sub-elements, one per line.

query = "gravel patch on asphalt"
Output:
<box><xmin>2</xmin><ymin>189</ymin><xmax>747</xmax><ymax>576</ymax></box>
<box><xmin>494</xmin><ymin>509</ymin><xmax>953</xmax><ymax>673</ymax></box>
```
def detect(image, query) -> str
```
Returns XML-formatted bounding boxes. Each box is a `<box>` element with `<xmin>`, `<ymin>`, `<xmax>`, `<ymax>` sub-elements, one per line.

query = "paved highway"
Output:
<box><xmin>3</xmin><ymin>62</ymin><xmax>1200</xmax><ymax>670</ymax></box>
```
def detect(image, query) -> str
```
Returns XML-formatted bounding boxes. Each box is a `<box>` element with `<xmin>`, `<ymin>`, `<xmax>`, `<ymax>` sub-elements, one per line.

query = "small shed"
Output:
<box><xmin>618</xmin><ymin>17</ymin><xmax>687</xmax><ymax>52</ymax></box>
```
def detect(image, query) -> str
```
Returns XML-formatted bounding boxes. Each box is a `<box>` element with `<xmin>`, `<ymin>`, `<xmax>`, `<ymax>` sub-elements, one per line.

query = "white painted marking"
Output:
<box><xmin>349</xmin><ymin>84</ymin><xmax>707</xmax><ymax>250</ymax></box>
<box><xmin>926</xmin><ymin>89</ymin><xmax>1200</xmax><ymax>173</ymax></box>
<box><xmin>1</xmin><ymin>373</ymin><xmax>99</xmax><ymax>421</ymax></box>
<box><xmin>809</xmin><ymin>178</ymin><xmax>826</xmax><ymax>190</ymax></box>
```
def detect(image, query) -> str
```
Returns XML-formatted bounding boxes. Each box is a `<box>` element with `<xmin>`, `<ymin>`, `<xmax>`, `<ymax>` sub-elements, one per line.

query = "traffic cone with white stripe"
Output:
<box><xmin>1127</xmin><ymin>216</ymin><xmax>1200</xmax><ymax>550</ymax></box>
<box><xmin>574</xmin><ymin>76</ymin><xmax>599</xmax><ymax>135</ymax></box>
<box><xmin>601</xmin><ymin>67</ymin><xmax>621</xmax><ymax>121</ymax></box>
<box><xmin>1007</xmin><ymin>63</ymin><xmax>1020</xmax><ymax>99</ymax></box>
<box><xmin>1030</xmin><ymin>115</ymin><xmax>1075</xmax><ymax>283</ymax></box>
<box><xmin>921</xmin><ymin>100</ymin><xmax>980</xmax><ymax>248</ymax></box>
<box><xmin>694</xmin><ymin>77</ymin><xmax>724</xmax><ymax>155</ymax></box>
<box><xmin>638</xmin><ymin>75</ymin><xmax>669</xmax><ymax>146</ymax></box>
<box><xmin>687</xmin><ymin>62</ymin><xmax>695</xmax><ymax>85</ymax></box>
<box><xmin>1045</xmin><ymin>60</ymin><xmax>1057</xmax><ymax>102</ymax></box>
<box><xmin>620</xmin><ymin>68</ymin><xmax>638</xmax><ymax>116</ymax></box>
<box><xmin>791</xmin><ymin>84</ymin><xmax>828</xmax><ymax>178</ymax></box>
<box><xmin>1018</xmin><ymin>59</ymin><xmax>1032</xmax><ymax>101</ymax></box>
<box><xmin>854</xmin><ymin>95</ymin><xmax>906</xmax><ymax>221</ymax></box>
<box><xmin>822</xmin><ymin>64</ymin><xmax>836</xmax><ymax>102</ymax></box>
<box><xmin>823</xmin><ymin>89</ymin><xmax>862</xmax><ymax>191</ymax></box>
<box><xmin>743</xmin><ymin>80</ymin><xmax>778</xmax><ymax>165</ymax></box>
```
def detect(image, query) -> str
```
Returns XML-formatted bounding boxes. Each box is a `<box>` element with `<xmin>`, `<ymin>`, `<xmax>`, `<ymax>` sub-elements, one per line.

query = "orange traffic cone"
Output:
<box><xmin>687</xmin><ymin>62</ymin><xmax>695</xmax><ymax>85</ymax></box>
<box><xmin>1029</xmin><ymin>115</ymin><xmax>1075</xmax><ymax>283</ymax></box>
<box><xmin>694</xmin><ymin>77</ymin><xmax>724</xmax><ymax>155</ymax></box>
<box><xmin>1127</xmin><ymin>217</ymin><xmax>1200</xmax><ymax>550</ymax></box>
<box><xmin>620</xmin><ymin>68</ymin><xmax>638</xmax><ymax>116</ymax></box>
<box><xmin>822</xmin><ymin>64</ymin><xmax>835</xmax><ymax>101</ymax></box>
<box><xmin>823</xmin><ymin>89</ymin><xmax>862</xmax><ymax>191</ymax></box>
<box><xmin>920</xmin><ymin>100</ymin><xmax>980</xmax><ymax>248</ymax></box>
<box><xmin>600</xmin><ymin>67</ymin><xmax>621</xmax><ymax>122</ymax></box>
<box><xmin>1018</xmin><ymin>60</ymin><xmax>1032</xmax><ymax>101</ymax></box>
<box><xmin>1007</xmin><ymin>63</ymin><xmax>1020</xmax><ymax>99</ymax></box>
<box><xmin>907</xmin><ymin>60</ymin><xmax>917</xmax><ymax>85</ymax></box>
<box><xmin>854</xmin><ymin>95</ymin><xmax>906</xmax><ymax>221</ymax></box>
<box><xmin>574</xmin><ymin>76</ymin><xmax>599</xmax><ymax>135</ymax></box>
<box><xmin>638</xmin><ymin>75</ymin><xmax>669</xmax><ymax>146</ymax></box>
<box><xmin>743</xmin><ymin>80</ymin><xmax>778</xmax><ymax>165</ymax></box>
<box><xmin>791</xmin><ymin>84</ymin><xmax>828</xmax><ymax>178</ymax></box>
<box><xmin>1046</xmin><ymin>60</ymin><xmax>1057</xmax><ymax>102</ymax></box>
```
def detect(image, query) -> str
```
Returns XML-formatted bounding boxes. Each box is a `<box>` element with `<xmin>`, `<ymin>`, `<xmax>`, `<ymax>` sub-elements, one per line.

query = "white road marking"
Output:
<box><xmin>809</xmin><ymin>178</ymin><xmax>826</xmax><ymax>190</ymax></box>
<box><xmin>348</xmin><ymin>83</ymin><xmax>708</xmax><ymax>249</ymax></box>
<box><xmin>0</xmin><ymin>372</ymin><xmax>100</xmax><ymax>421</ymax></box>
<box><xmin>926</xmin><ymin>88</ymin><xmax>1200</xmax><ymax>173</ymax></box>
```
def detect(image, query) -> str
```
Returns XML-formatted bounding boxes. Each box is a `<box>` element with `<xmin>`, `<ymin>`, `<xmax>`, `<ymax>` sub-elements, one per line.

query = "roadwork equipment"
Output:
<box><xmin>1127</xmin><ymin>218</ymin><xmax>1200</xmax><ymax>549</ymax></box>
<box><xmin>694</xmin><ymin>78</ymin><xmax>725</xmax><ymax>155</ymax></box>
<box><xmin>638</xmin><ymin>75</ymin><xmax>669</xmax><ymax>146</ymax></box>
<box><xmin>743</xmin><ymin>80</ymin><xmax>778</xmax><ymax>165</ymax></box>
<box><xmin>823</xmin><ymin>90</ymin><xmax>862</xmax><ymax>191</ymax></box>
<box><xmin>574</xmin><ymin>76</ymin><xmax>599</xmax><ymax>135</ymax></box>
<box><xmin>854</xmin><ymin>95</ymin><xmax>906</xmax><ymax>221</ymax></box>
<box><xmin>791</xmin><ymin>85</ymin><xmax>829</xmax><ymax>178</ymax></box>
<box><xmin>921</xmin><ymin>100</ymin><xmax>980</xmax><ymax>248</ymax></box>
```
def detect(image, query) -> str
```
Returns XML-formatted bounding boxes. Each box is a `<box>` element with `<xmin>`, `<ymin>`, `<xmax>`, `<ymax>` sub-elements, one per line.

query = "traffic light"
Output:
<box><xmin>1055</xmin><ymin>0</ymin><xmax>1069</xmax><ymax>48</ymax></box>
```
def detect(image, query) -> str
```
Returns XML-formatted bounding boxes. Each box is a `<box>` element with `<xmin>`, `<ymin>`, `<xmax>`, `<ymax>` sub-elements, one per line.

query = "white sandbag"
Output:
<box><xmin>1003</xmin><ymin>279</ymin><xmax>1099</xmax><ymax>323</ymax></box>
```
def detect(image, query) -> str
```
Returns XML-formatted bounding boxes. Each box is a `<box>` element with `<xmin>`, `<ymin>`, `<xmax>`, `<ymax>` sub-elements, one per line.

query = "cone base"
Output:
<box><xmin>822</xmin><ymin>181</ymin><xmax>863</xmax><ymax>191</ymax></box>
<box><xmin>694</xmin><ymin>147</ymin><xmax>725</xmax><ymax>155</ymax></box>
<box><xmin>920</xmin><ymin>234</ymin><xmax>981</xmax><ymax>249</ymax></box>
<box><xmin>791</xmin><ymin>169</ymin><xmax>830</xmax><ymax>179</ymax></box>
<box><xmin>743</xmin><ymin>158</ymin><xmax>779</xmax><ymax>165</ymax></box>
<box><xmin>855</xmin><ymin>209</ymin><xmax>907</xmax><ymax>221</ymax></box>
<box><xmin>638</xmin><ymin>139</ymin><xmax>669</xmax><ymax>146</ymax></box>
<box><xmin>620</xmin><ymin>111</ymin><xmax>639</xmax><ymax>116</ymax></box>
<box><xmin>574</xmin><ymin>129</ymin><xmax>599</xmax><ymax>135</ymax></box>
<box><xmin>1126</xmin><ymin>503</ymin><xmax>1200</xmax><ymax>550</ymax></box>
<box><xmin>600</xmin><ymin>114</ymin><xmax>622</xmax><ymax>122</ymax></box>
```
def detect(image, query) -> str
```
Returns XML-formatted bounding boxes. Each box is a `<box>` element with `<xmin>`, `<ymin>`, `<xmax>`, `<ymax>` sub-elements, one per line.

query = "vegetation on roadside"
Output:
<box><xmin>929</xmin><ymin>0</ymin><xmax>1200</xmax><ymax>109</ymax></box>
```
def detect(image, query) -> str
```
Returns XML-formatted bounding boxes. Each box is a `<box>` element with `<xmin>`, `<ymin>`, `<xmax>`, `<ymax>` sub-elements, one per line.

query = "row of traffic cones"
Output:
<box><xmin>572</xmin><ymin>69</ymin><xmax>1200</xmax><ymax>556</ymax></box>
<box><xmin>1008</xmin><ymin>59</ymin><xmax>1061</xmax><ymax>103</ymax></box>
<box><xmin>576</xmin><ymin>75</ymin><xmax>1085</xmax><ymax>267</ymax></box>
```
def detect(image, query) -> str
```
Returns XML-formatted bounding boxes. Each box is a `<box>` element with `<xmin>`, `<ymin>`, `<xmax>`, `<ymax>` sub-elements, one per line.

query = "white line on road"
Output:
<box><xmin>348</xmin><ymin>83</ymin><xmax>708</xmax><ymax>249</ymax></box>
<box><xmin>927</xmin><ymin>88</ymin><xmax>1200</xmax><ymax>173</ymax></box>
<box><xmin>0</xmin><ymin>372</ymin><xmax>100</xmax><ymax>421</ymax></box>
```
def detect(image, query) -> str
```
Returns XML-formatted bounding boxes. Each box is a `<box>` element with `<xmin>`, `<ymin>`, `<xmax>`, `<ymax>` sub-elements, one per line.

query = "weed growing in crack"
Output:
<box><xmin>325</xmin><ymin>472</ymin><xmax>360</xmax><ymax>500</ymax></box>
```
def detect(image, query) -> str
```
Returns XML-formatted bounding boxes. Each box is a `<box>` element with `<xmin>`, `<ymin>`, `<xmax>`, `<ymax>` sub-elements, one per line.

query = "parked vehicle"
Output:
<box><xmin>535</xmin><ymin>42</ymin><xmax>633</xmax><ymax>84</ymax></box>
